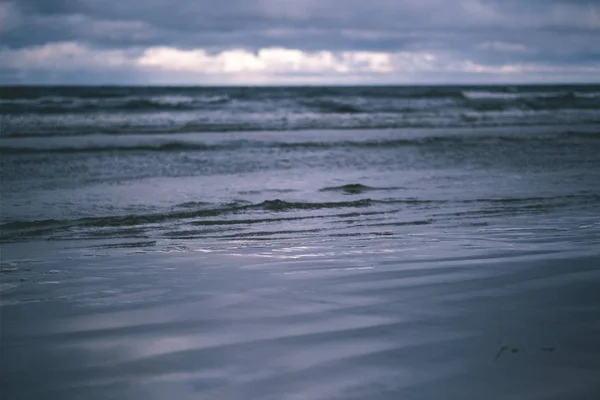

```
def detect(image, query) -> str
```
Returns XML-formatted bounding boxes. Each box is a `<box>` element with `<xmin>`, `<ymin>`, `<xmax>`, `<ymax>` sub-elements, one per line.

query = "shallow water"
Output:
<box><xmin>1</xmin><ymin>85</ymin><xmax>600</xmax><ymax>399</ymax></box>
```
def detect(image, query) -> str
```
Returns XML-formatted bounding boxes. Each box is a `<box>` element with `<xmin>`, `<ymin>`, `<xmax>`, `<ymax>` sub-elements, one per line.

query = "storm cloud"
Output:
<box><xmin>1</xmin><ymin>0</ymin><xmax>599</xmax><ymax>84</ymax></box>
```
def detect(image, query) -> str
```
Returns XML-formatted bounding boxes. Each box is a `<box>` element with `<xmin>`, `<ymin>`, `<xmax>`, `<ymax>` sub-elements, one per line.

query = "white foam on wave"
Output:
<box><xmin>461</xmin><ymin>91</ymin><xmax>568</xmax><ymax>100</ymax></box>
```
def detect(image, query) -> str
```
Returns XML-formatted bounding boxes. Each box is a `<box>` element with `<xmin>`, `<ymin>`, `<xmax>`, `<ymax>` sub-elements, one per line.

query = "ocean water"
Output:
<box><xmin>1</xmin><ymin>85</ymin><xmax>600</xmax><ymax>399</ymax></box>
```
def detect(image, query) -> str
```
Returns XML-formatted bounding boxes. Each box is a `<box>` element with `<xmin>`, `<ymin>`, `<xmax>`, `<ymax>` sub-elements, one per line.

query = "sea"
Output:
<box><xmin>1</xmin><ymin>85</ymin><xmax>600</xmax><ymax>399</ymax></box>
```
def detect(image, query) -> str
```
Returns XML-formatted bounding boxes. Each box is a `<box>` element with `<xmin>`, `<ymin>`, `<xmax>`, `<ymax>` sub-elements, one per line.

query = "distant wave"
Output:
<box><xmin>3</xmin><ymin>86</ymin><xmax>598</xmax><ymax>116</ymax></box>
<box><xmin>462</xmin><ymin>90</ymin><xmax>600</xmax><ymax>100</ymax></box>
<box><xmin>461</xmin><ymin>91</ymin><xmax>559</xmax><ymax>100</ymax></box>
<box><xmin>0</xmin><ymin>95</ymin><xmax>230</xmax><ymax>114</ymax></box>
<box><xmin>2</xmin><ymin>85</ymin><xmax>598</xmax><ymax>139</ymax></box>
<box><xmin>3</xmin><ymin>131</ymin><xmax>598</xmax><ymax>155</ymax></box>
<box><xmin>462</xmin><ymin>90</ymin><xmax>600</xmax><ymax>110</ymax></box>
<box><xmin>4</xmin><ymin>121</ymin><xmax>600</xmax><ymax>140</ymax></box>
<box><xmin>257</xmin><ymin>198</ymin><xmax>373</xmax><ymax>211</ymax></box>
<box><xmin>0</xmin><ymin>86</ymin><xmax>464</xmax><ymax>101</ymax></box>
<box><xmin>0</xmin><ymin>138</ymin><xmax>509</xmax><ymax>154</ymax></box>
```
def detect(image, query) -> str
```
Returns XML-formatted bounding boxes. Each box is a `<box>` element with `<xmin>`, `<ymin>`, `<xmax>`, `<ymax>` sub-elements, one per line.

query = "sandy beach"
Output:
<box><xmin>2</xmin><ymin>233</ymin><xmax>600</xmax><ymax>399</ymax></box>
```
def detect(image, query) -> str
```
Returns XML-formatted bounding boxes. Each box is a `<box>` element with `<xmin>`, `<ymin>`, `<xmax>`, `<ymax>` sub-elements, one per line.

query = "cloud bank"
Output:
<box><xmin>1</xmin><ymin>0</ymin><xmax>599</xmax><ymax>84</ymax></box>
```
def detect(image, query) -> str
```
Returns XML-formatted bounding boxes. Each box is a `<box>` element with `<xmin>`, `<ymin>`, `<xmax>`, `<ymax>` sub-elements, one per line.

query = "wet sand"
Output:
<box><xmin>2</xmin><ymin>240</ymin><xmax>599</xmax><ymax>400</ymax></box>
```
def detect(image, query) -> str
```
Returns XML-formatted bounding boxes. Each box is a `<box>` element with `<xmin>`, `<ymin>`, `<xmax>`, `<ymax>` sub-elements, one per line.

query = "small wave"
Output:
<box><xmin>216</xmin><ymin>228</ymin><xmax>323</xmax><ymax>239</ymax></box>
<box><xmin>320</xmin><ymin>184</ymin><xmax>375</xmax><ymax>194</ymax></box>
<box><xmin>100</xmin><ymin>241</ymin><xmax>157</xmax><ymax>249</ymax></box>
<box><xmin>256</xmin><ymin>198</ymin><xmax>372</xmax><ymax>211</ymax></box>
<box><xmin>237</xmin><ymin>189</ymin><xmax>297</xmax><ymax>195</ymax></box>
<box><xmin>319</xmin><ymin>184</ymin><xmax>401</xmax><ymax>195</ymax></box>
<box><xmin>0</xmin><ymin>198</ymin><xmax>377</xmax><ymax>241</ymax></box>
<box><xmin>0</xmin><ymin>207</ymin><xmax>239</xmax><ymax>234</ymax></box>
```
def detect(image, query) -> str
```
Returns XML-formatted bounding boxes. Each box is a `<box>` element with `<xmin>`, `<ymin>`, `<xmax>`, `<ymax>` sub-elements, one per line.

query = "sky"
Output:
<box><xmin>1</xmin><ymin>0</ymin><xmax>599</xmax><ymax>85</ymax></box>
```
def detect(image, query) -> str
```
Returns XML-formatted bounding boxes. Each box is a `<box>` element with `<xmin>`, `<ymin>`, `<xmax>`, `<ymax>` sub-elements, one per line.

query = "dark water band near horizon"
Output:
<box><xmin>1</xmin><ymin>85</ymin><xmax>600</xmax><ymax>400</ymax></box>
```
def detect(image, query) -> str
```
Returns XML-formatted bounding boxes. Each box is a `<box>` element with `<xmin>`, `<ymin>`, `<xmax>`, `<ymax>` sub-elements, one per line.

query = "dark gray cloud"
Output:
<box><xmin>1</xmin><ymin>0</ymin><xmax>599</xmax><ymax>83</ymax></box>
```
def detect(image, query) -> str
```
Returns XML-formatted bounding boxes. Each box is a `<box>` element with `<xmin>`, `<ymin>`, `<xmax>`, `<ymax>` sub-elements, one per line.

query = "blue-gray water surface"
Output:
<box><xmin>1</xmin><ymin>85</ymin><xmax>600</xmax><ymax>399</ymax></box>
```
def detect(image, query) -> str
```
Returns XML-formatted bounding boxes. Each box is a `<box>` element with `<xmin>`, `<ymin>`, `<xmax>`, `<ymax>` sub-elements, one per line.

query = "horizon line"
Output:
<box><xmin>2</xmin><ymin>82</ymin><xmax>599</xmax><ymax>88</ymax></box>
